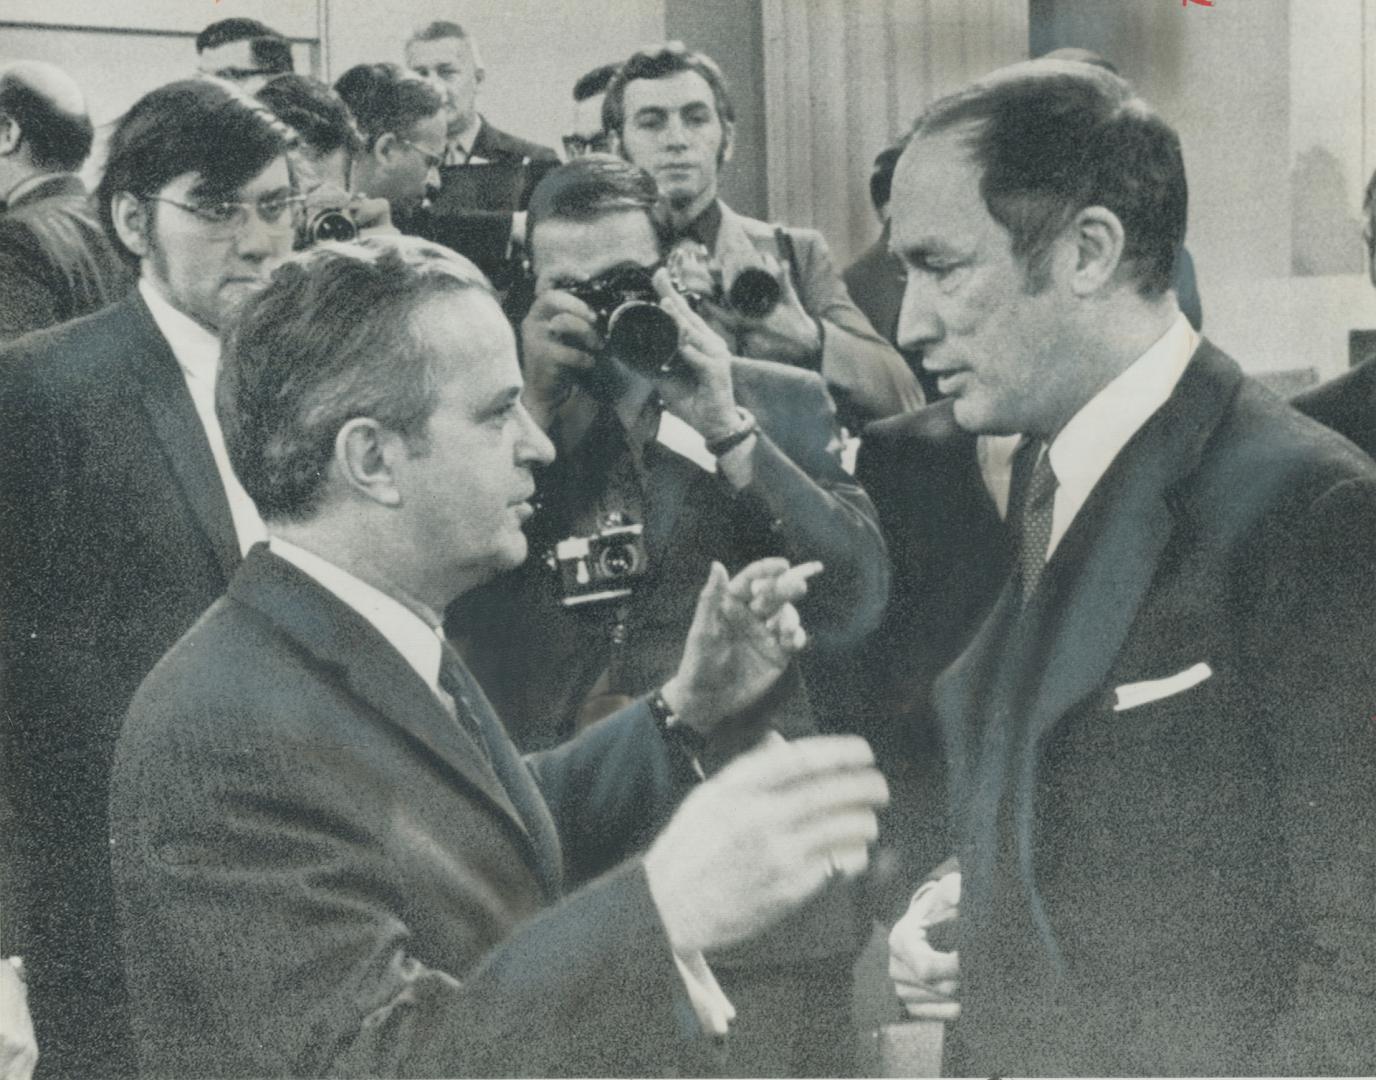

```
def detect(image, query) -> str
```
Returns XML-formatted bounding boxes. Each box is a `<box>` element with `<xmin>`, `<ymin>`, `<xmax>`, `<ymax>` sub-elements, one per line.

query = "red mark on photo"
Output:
<box><xmin>1183</xmin><ymin>0</ymin><xmax>1214</xmax><ymax>7</ymax></box>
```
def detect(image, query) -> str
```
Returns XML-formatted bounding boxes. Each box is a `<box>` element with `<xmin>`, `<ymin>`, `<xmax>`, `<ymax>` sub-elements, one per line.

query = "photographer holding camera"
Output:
<box><xmin>255</xmin><ymin>73</ymin><xmax>396</xmax><ymax>247</ymax></box>
<box><xmin>450</xmin><ymin>155</ymin><xmax>890</xmax><ymax>1076</ymax></box>
<box><xmin>602</xmin><ymin>42</ymin><xmax>923</xmax><ymax>428</ymax></box>
<box><xmin>332</xmin><ymin>63</ymin><xmax>446</xmax><ymax>230</ymax></box>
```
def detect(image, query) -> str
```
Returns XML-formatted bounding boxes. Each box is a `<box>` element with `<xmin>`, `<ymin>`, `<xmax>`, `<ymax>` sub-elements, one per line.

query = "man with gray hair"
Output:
<box><xmin>110</xmin><ymin>235</ymin><xmax>888</xmax><ymax>1077</ymax></box>
<box><xmin>0</xmin><ymin>60</ymin><xmax>130</xmax><ymax>340</ymax></box>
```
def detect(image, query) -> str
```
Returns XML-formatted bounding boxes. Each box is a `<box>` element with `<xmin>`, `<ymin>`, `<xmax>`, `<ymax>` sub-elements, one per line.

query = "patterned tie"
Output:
<box><xmin>1005</xmin><ymin>438</ymin><xmax>1058</xmax><ymax>604</ymax></box>
<box><xmin>436</xmin><ymin>642</ymin><xmax>493</xmax><ymax>762</ymax></box>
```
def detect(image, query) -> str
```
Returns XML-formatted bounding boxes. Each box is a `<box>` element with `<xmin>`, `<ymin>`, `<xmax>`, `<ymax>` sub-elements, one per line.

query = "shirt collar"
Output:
<box><xmin>449</xmin><ymin>115</ymin><xmax>484</xmax><ymax>159</ymax></box>
<box><xmin>674</xmin><ymin>199</ymin><xmax>723</xmax><ymax>248</ymax></box>
<box><xmin>267</xmin><ymin>537</ymin><xmax>445</xmax><ymax>694</ymax></box>
<box><xmin>2</xmin><ymin>172</ymin><xmax>63</xmax><ymax>208</ymax></box>
<box><xmin>1046</xmin><ymin>313</ymin><xmax>1199</xmax><ymax>509</ymax></box>
<box><xmin>138</xmin><ymin>276</ymin><xmax>221</xmax><ymax>385</ymax></box>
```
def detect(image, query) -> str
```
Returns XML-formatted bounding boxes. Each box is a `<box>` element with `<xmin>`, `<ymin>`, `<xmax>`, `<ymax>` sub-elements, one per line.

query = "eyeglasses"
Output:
<box><xmin>146</xmin><ymin>194</ymin><xmax>306</xmax><ymax>236</ymax></box>
<box><xmin>562</xmin><ymin>132</ymin><xmax>612</xmax><ymax>158</ymax></box>
<box><xmin>396</xmin><ymin>137</ymin><xmax>445</xmax><ymax>171</ymax></box>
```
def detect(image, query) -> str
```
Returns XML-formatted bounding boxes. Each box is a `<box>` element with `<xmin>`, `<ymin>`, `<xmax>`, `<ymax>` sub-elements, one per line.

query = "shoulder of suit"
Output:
<box><xmin>0</xmin><ymin>292</ymin><xmax>150</xmax><ymax>392</ymax></box>
<box><xmin>863</xmin><ymin>398</ymin><xmax>964</xmax><ymax>448</ymax></box>
<box><xmin>729</xmin><ymin>355</ymin><xmax>827</xmax><ymax>403</ymax></box>
<box><xmin>720</xmin><ymin>203</ymin><xmax>824</xmax><ymax>249</ymax></box>
<box><xmin>478</xmin><ymin>122</ymin><xmax>559</xmax><ymax>163</ymax></box>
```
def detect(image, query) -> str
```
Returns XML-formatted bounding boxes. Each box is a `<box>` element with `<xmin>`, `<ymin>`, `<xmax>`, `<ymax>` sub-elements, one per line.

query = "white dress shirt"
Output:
<box><xmin>977</xmin><ymin>313</ymin><xmax>1200</xmax><ymax>557</ymax></box>
<box><xmin>445</xmin><ymin>116</ymin><xmax>488</xmax><ymax>165</ymax></box>
<box><xmin>138</xmin><ymin>277</ymin><xmax>267</xmax><ymax>557</ymax></box>
<box><xmin>266</xmin><ymin>537</ymin><xmax>736</xmax><ymax>1036</ymax></box>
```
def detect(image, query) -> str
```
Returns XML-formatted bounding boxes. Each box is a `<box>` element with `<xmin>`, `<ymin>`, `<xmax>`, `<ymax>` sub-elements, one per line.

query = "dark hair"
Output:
<box><xmin>257</xmin><ymin>75</ymin><xmax>362</xmax><ymax>160</ymax></box>
<box><xmin>911</xmin><ymin>60</ymin><xmax>1186</xmax><ymax>296</ymax></box>
<box><xmin>95</xmin><ymin>78</ymin><xmax>295</xmax><ymax>266</ymax></box>
<box><xmin>409</xmin><ymin>20</ymin><xmax>467</xmax><ymax>44</ymax></box>
<box><xmin>602</xmin><ymin>42</ymin><xmax>734</xmax><ymax>137</ymax></box>
<box><xmin>218</xmin><ymin>236</ymin><xmax>494</xmax><ymax>523</ymax></box>
<box><xmin>196</xmin><ymin>18</ymin><xmax>293</xmax><ymax>75</ymax></box>
<box><xmin>524</xmin><ymin>153</ymin><xmax>662</xmax><ymax>252</ymax></box>
<box><xmin>868</xmin><ymin>142</ymin><xmax>905</xmax><ymax>214</ymax></box>
<box><xmin>573</xmin><ymin>63</ymin><xmax>619</xmax><ymax>103</ymax></box>
<box><xmin>0</xmin><ymin>69</ymin><xmax>92</xmax><ymax>173</ymax></box>
<box><xmin>334</xmin><ymin>63</ymin><xmax>443</xmax><ymax>147</ymax></box>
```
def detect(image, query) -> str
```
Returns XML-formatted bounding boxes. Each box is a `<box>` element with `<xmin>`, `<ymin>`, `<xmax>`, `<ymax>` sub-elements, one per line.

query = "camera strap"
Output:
<box><xmin>773</xmin><ymin>226</ymin><xmax>803</xmax><ymax>295</ymax></box>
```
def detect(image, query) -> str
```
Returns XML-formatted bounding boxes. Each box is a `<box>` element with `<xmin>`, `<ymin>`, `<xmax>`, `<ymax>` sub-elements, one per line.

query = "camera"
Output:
<box><xmin>564</xmin><ymin>265</ymin><xmax>685</xmax><ymax>377</ymax></box>
<box><xmin>666</xmin><ymin>239</ymin><xmax>781</xmax><ymax>320</ymax></box>
<box><xmin>545</xmin><ymin>512</ymin><xmax>650</xmax><ymax>608</ymax></box>
<box><xmin>296</xmin><ymin>206</ymin><xmax>358</xmax><ymax>249</ymax></box>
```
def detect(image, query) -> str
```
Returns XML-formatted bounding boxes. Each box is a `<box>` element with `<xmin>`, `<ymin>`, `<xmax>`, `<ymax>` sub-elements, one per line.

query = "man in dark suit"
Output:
<box><xmin>454</xmin><ymin>156</ymin><xmax>889</xmax><ymax>1076</ymax></box>
<box><xmin>110</xmin><ymin>234</ymin><xmax>888</xmax><ymax>1077</ymax></box>
<box><xmin>604</xmin><ymin>43</ymin><xmax>923</xmax><ymax>427</ymax></box>
<box><xmin>1291</xmin><ymin>166</ymin><xmax>1376</xmax><ymax>457</ymax></box>
<box><xmin>403</xmin><ymin>20</ymin><xmax>559</xmax><ymax>288</ymax></box>
<box><xmin>0</xmin><ymin>60</ymin><xmax>130</xmax><ymax>341</ymax></box>
<box><xmin>0</xmin><ymin>78</ymin><xmax>297</xmax><ymax>1076</ymax></box>
<box><xmin>878</xmin><ymin>61</ymin><xmax>1376</xmax><ymax>1075</ymax></box>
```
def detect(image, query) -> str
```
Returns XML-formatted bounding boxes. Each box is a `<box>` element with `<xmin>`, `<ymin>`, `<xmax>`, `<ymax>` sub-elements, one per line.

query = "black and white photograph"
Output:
<box><xmin>0</xmin><ymin>1</ymin><xmax>1373</xmax><ymax>1077</ymax></box>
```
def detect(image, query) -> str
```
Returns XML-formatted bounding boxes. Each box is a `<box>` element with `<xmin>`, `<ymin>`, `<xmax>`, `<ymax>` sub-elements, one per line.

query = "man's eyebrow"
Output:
<box><xmin>475</xmin><ymin>385</ymin><xmax>522</xmax><ymax>417</ymax></box>
<box><xmin>633</xmin><ymin>105</ymin><xmax>669</xmax><ymax>119</ymax></box>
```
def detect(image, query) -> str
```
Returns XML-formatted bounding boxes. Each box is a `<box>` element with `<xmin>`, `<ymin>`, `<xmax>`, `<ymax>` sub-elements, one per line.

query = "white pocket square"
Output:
<box><xmin>1112</xmin><ymin>662</ymin><xmax>1212</xmax><ymax>712</ymax></box>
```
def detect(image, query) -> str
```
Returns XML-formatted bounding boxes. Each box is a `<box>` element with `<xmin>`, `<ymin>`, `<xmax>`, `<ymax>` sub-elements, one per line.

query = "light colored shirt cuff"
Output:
<box><xmin>673</xmin><ymin>950</ymin><xmax>735</xmax><ymax>1037</ymax></box>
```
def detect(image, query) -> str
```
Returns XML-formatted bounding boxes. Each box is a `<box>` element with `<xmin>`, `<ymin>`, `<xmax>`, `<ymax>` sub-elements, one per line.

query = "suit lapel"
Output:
<box><xmin>229</xmin><ymin>550</ymin><xmax>551</xmax><ymax>881</ymax></box>
<box><xmin>123</xmin><ymin>295</ymin><xmax>240</xmax><ymax>578</ymax></box>
<box><xmin>1022</xmin><ymin>342</ymin><xmax>1242</xmax><ymax>741</ymax></box>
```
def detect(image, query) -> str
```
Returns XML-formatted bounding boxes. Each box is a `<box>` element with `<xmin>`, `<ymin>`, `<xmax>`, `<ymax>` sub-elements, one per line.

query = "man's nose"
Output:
<box><xmin>896</xmin><ymin>272</ymin><xmax>941</xmax><ymax>353</ymax></box>
<box><xmin>516</xmin><ymin>401</ymin><xmax>556</xmax><ymax>467</ymax></box>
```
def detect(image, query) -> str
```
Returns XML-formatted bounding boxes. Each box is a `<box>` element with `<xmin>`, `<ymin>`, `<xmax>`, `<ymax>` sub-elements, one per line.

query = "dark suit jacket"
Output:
<box><xmin>410</xmin><ymin>119</ymin><xmax>560</xmax><ymax>288</ymax></box>
<box><xmin>111</xmin><ymin>547</ymin><xmax>705</xmax><ymax>1078</ymax></box>
<box><xmin>0</xmin><ymin>292</ymin><xmax>238</xmax><ymax>1076</ymax></box>
<box><xmin>0</xmin><ymin>173</ymin><xmax>132</xmax><ymax>341</ymax></box>
<box><xmin>911</xmin><ymin>342</ymin><xmax>1376</xmax><ymax>1075</ymax></box>
<box><xmin>455</xmin><ymin>358</ymin><xmax>889</xmax><ymax>756</ymax></box>
<box><xmin>1292</xmin><ymin>356</ymin><xmax>1376</xmax><ymax>459</ymax></box>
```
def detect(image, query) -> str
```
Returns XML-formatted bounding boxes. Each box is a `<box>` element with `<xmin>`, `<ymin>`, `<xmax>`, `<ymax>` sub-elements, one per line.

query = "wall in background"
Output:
<box><xmin>1030</xmin><ymin>0</ymin><xmax>1375</xmax><ymax>382</ymax></box>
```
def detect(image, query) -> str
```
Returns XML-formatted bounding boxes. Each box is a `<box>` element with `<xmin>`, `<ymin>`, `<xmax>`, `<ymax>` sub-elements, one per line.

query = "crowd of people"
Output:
<box><xmin>0</xmin><ymin>13</ymin><xmax>1372</xmax><ymax>1080</ymax></box>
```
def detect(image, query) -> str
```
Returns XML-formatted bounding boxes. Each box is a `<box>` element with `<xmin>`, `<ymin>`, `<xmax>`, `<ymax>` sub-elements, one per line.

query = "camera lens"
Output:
<box><xmin>726</xmin><ymin>267</ymin><xmax>781</xmax><ymax>319</ymax></box>
<box><xmin>598</xmin><ymin>542</ymin><xmax>640</xmax><ymax>577</ymax></box>
<box><xmin>307</xmin><ymin>210</ymin><xmax>358</xmax><ymax>244</ymax></box>
<box><xmin>605</xmin><ymin>301</ymin><xmax>684</xmax><ymax>377</ymax></box>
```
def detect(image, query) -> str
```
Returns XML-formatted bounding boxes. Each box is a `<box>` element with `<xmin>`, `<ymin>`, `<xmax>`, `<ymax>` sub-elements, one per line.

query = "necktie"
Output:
<box><xmin>436</xmin><ymin>642</ymin><xmax>493</xmax><ymax>761</ymax></box>
<box><xmin>1005</xmin><ymin>438</ymin><xmax>1057</xmax><ymax>603</ymax></box>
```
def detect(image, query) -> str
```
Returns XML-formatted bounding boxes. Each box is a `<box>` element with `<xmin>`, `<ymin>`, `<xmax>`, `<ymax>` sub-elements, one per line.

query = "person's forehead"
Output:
<box><xmin>415</xmin><ymin>290</ymin><xmax>518</xmax><ymax>394</ymax></box>
<box><xmin>531</xmin><ymin>210</ymin><xmax>660</xmax><ymax>277</ymax></box>
<box><xmin>891</xmin><ymin>130</ymin><xmax>989</xmax><ymax>243</ymax></box>
<box><xmin>197</xmin><ymin>39</ymin><xmax>255</xmax><ymax>73</ymax></box>
<box><xmin>406</xmin><ymin>36</ymin><xmax>470</xmax><ymax>68</ymax></box>
<box><xmin>164</xmin><ymin>154</ymin><xmax>292</xmax><ymax>198</ymax></box>
<box><xmin>571</xmin><ymin>95</ymin><xmax>605</xmax><ymax>137</ymax></box>
<box><xmin>624</xmin><ymin>70</ymin><xmax>718</xmax><ymax>115</ymax></box>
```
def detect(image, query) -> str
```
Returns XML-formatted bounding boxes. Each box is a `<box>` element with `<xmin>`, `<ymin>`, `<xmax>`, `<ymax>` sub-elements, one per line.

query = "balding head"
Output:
<box><xmin>0</xmin><ymin>61</ymin><xmax>93</xmax><ymax>174</ymax></box>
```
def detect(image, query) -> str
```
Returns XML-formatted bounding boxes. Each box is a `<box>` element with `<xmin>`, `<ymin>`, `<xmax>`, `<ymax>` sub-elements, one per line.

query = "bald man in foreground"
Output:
<box><xmin>0</xmin><ymin>60</ymin><xmax>130</xmax><ymax>340</ymax></box>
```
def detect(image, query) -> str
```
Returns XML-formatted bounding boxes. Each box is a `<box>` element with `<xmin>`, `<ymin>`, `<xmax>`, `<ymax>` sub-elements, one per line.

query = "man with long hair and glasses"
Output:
<box><xmin>0</xmin><ymin>77</ymin><xmax>297</xmax><ymax>1077</ymax></box>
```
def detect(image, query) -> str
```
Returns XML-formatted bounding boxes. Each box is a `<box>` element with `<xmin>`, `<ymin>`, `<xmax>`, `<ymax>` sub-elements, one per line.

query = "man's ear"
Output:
<box><xmin>720</xmin><ymin>119</ymin><xmax>735</xmax><ymax>166</ymax></box>
<box><xmin>110</xmin><ymin>191</ymin><xmax>151</xmax><ymax>260</ymax></box>
<box><xmin>336</xmin><ymin>417</ymin><xmax>404</xmax><ymax>508</ymax></box>
<box><xmin>0</xmin><ymin>116</ymin><xmax>21</xmax><ymax>158</ymax></box>
<box><xmin>373</xmin><ymin>131</ymin><xmax>400</xmax><ymax>165</ymax></box>
<box><xmin>1066</xmin><ymin>205</ymin><xmax>1126</xmax><ymax>297</ymax></box>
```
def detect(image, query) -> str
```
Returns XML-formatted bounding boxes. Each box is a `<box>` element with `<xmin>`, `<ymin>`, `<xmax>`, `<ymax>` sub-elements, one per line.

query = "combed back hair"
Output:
<box><xmin>911</xmin><ymin>60</ymin><xmax>1187</xmax><ymax>296</ymax></box>
<box><xmin>406</xmin><ymin>20</ymin><xmax>485</xmax><ymax>71</ymax></box>
<box><xmin>524</xmin><ymin>153</ymin><xmax>662</xmax><ymax>251</ymax></box>
<box><xmin>869</xmin><ymin>142</ymin><xmax>905</xmax><ymax>214</ymax></box>
<box><xmin>334</xmin><ymin>63</ymin><xmax>442</xmax><ymax>146</ymax></box>
<box><xmin>196</xmin><ymin>18</ymin><xmax>293</xmax><ymax>74</ymax></box>
<box><xmin>602</xmin><ymin>42</ymin><xmax>734</xmax><ymax>136</ymax></box>
<box><xmin>217</xmin><ymin>236</ymin><xmax>496</xmax><ymax>523</ymax></box>
<box><xmin>96</xmin><ymin>78</ymin><xmax>295</xmax><ymax>266</ymax></box>
<box><xmin>573</xmin><ymin>63</ymin><xmax>619</xmax><ymax>103</ymax></box>
<box><xmin>0</xmin><ymin>70</ymin><xmax>92</xmax><ymax>172</ymax></box>
<box><xmin>257</xmin><ymin>75</ymin><xmax>363</xmax><ymax>160</ymax></box>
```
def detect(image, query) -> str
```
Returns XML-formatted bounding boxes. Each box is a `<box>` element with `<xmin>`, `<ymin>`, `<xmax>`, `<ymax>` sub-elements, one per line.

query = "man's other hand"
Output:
<box><xmin>888</xmin><ymin>871</ymin><xmax>961</xmax><ymax>1021</ymax></box>
<box><xmin>519</xmin><ymin>288</ymin><xmax>601</xmax><ymax>427</ymax></box>
<box><xmin>644</xmin><ymin>734</ymin><xmax>888</xmax><ymax>955</ymax></box>
<box><xmin>661</xmin><ymin>558</ymin><xmax>820</xmax><ymax>735</ymax></box>
<box><xmin>0</xmin><ymin>960</ymin><xmax>36</xmax><ymax>1080</ymax></box>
